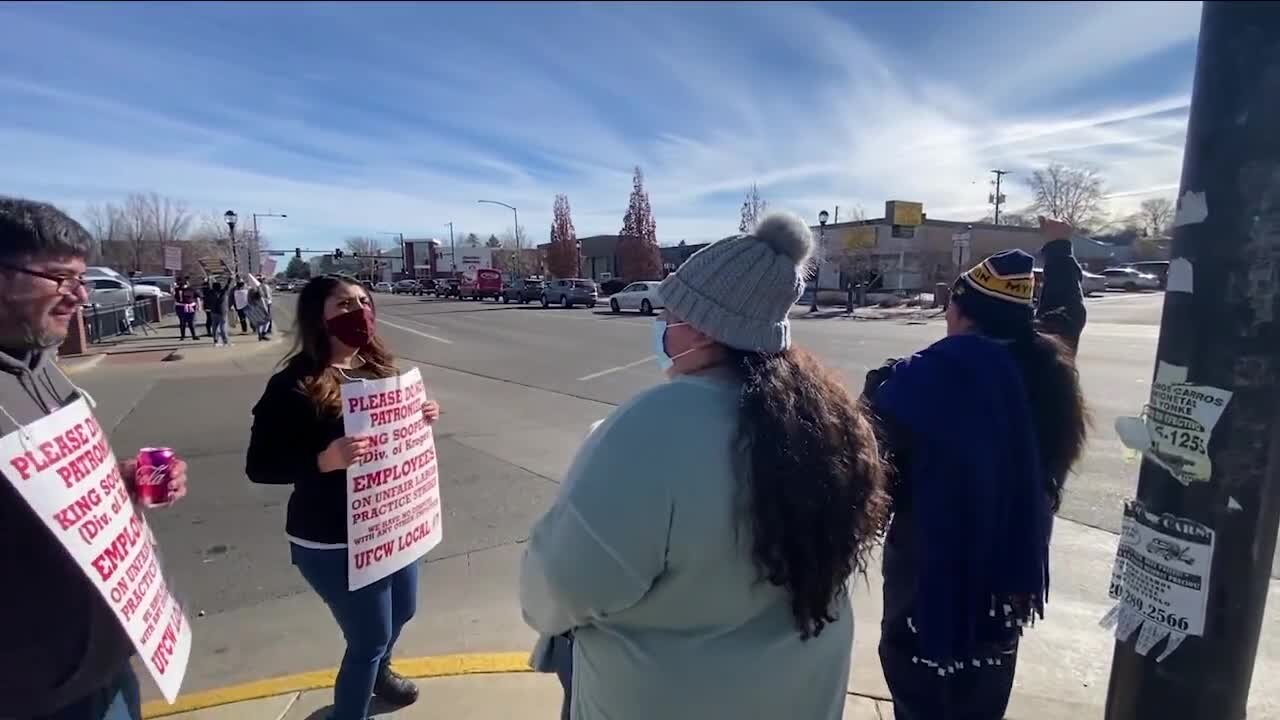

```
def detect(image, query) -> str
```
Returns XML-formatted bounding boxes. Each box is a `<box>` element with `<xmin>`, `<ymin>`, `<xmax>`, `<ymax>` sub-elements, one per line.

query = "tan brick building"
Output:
<box><xmin>808</xmin><ymin>203</ymin><xmax>1044</xmax><ymax>292</ymax></box>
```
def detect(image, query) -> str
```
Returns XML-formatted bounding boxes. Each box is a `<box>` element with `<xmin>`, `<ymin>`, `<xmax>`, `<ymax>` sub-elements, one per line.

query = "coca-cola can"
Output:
<box><xmin>136</xmin><ymin>447</ymin><xmax>177</xmax><ymax>506</ymax></box>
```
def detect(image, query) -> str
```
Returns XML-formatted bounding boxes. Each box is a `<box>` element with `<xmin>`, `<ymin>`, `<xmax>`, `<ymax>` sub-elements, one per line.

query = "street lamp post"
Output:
<box><xmin>478</xmin><ymin>199</ymin><xmax>521</xmax><ymax>277</ymax></box>
<box><xmin>224</xmin><ymin>210</ymin><xmax>239</xmax><ymax>278</ymax></box>
<box><xmin>810</xmin><ymin>210</ymin><xmax>829</xmax><ymax>312</ymax></box>
<box><xmin>251</xmin><ymin>212</ymin><xmax>288</xmax><ymax>275</ymax></box>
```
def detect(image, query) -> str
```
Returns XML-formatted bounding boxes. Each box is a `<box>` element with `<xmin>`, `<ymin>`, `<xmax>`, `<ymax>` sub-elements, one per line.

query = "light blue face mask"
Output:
<box><xmin>652</xmin><ymin>319</ymin><xmax>695</xmax><ymax>372</ymax></box>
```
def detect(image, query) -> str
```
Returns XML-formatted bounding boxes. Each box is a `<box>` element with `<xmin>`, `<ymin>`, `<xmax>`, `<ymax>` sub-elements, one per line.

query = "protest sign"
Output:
<box><xmin>0</xmin><ymin>398</ymin><xmax>190</xmax><ymax>702</ymax></box>
<box><xmin>342</xmin><ymin>368</ymin><xmax>443</xmax><ymax>590</ymax></box>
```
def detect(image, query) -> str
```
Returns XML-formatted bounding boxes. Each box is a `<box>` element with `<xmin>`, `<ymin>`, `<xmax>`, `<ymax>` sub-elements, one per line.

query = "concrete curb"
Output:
<box><xmin>141</xmin><ymin>652</ymin><xmax>531</xmax><ymax>718</ymax></box>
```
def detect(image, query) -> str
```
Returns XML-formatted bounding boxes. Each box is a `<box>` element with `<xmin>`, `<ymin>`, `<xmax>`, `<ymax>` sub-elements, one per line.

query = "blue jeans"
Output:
<box><xmin>38</xmin><ymin>668</ymin><xmax>141</xmax><ymax>720</ymax></box>
<box><xmin>290</xmin><ymin>545</ymin><xmax>419</xmax><ymax>720</ymax></box>
<box><xmin>210</xmin><ymin>314</ymin><xmax>229</xmax><ymax>344</ymax></box>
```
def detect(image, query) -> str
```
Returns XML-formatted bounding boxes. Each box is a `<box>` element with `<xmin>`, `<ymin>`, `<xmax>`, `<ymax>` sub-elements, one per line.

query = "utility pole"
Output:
<box><xmin>990</xmin><ymin>169</ymin><xmax>1010</xmax><ymax>224</ymax></box>
<box><xmin>446</xmin><ymin>222</ymin><xmax>455</xmax><ymax>278</ymax></box>
<box><xmin>1104</xmin><ymin>4</ymin><xmax>1280</xmax><ymax>719</ymax></box>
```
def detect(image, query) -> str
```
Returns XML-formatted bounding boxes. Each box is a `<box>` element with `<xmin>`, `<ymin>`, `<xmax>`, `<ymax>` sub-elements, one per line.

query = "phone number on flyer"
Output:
<box><xmin>1111</xmin><ymin>585</ymin><xmax>1191</xmax><ymax>632</ymax></box>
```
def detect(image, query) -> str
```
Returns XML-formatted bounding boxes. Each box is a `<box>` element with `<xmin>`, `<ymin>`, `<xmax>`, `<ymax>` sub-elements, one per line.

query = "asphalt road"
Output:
<box><xmin>367</xmin><ymin>289</ymin><xmax>1165</xmax><ymax>536</ymax></box>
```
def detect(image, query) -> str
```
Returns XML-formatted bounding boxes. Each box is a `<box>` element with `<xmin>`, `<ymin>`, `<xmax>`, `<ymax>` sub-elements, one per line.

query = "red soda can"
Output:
<box><xmin>136</xmin><ymin>447</ymin><xmax>177</xmax><ymax>506</ymax></box>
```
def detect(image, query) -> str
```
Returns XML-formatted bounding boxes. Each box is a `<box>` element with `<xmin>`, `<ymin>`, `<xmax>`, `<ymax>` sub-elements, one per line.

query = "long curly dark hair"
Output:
<box><xmin>1008</xmin><ymin>328</ymin><xmax>1090</xmax><ymax>511</ymax></box>
<box><xmin>728</xmin><ymin>346</ymin><xmax>890</xmax><ymax>639</ymax></box>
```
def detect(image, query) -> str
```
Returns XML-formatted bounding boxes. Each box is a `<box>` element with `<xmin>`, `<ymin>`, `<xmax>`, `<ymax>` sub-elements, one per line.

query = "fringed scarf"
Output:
<box><xmin>870</xmin><ymin>333</ymin><xmax>1051</xmax><ymax>673</ymax></box>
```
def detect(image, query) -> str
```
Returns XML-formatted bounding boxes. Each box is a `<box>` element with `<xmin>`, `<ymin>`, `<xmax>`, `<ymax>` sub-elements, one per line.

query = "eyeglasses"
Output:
<box><xmin>0</xmin><ymin>263</ymin><xmax>88</xmax><ymax>295</ymax></box>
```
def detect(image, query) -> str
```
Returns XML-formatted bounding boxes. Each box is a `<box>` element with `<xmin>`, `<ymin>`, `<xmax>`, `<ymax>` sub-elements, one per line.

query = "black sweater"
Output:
<box><xmin>246</xmin><ymin>360</ymin><xmax>375</xmax><ymax>544</ymax></box>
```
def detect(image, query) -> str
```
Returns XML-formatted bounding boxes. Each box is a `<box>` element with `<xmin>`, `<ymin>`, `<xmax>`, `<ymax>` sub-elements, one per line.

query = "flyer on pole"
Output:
<box><xmin>342</xmin><ymin>368</ymin><xmax>444</xmax><ymax>591</ymax></box>
<box><xmin>1103</xmin><ymin>498</ymin><xmax>1214</xmax><ymax>662</ymax></box>
<box><xmin>0</xmin><ymin>398</ymin><xmax>191</xmax><ymax>702</ymax></box>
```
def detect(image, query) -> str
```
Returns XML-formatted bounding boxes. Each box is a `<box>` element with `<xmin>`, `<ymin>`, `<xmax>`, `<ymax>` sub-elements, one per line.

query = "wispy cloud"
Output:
<box><xmin>0</xmin><ymin>2</ymin><xmax>1202</xmax><ymax>247</ymax></box>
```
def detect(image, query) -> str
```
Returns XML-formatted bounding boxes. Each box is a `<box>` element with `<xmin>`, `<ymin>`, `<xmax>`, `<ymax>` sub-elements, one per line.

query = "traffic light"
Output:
<box><xmin>295</xmin><ymin>248</ymin><xmax>302</xmax><ymax>260</ymax></box>
<box><xmin>334</xmin><ymin>249</ymin><xmax>344</xmax><ymax>259</ymax></box>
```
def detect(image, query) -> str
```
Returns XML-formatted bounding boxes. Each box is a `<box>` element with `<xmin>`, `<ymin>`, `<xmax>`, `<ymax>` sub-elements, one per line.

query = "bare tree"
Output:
<box><xmin>1026</xmin><ymin>162</ymin><xmax>1107</xmax><ymax>230</ymax></box>
<box><xmin>84</xmin><ymin>202</ymin><xmax>128</xmax><ymax>265</ymax></box>
<box><xmin>840</xmin><ymin>205</ymin><xmax>868</xmax><ymax>223</ymax></box>
<box><xmin>978</xmin><ymin>209</ymin><xmax>1038</xmax><ymax>227</ymax></box>
<box><xmin>739</xmin><ymin>183</ymin><xmax>768</xmax><ymax>233</ymax></box>
<box><xmin>120</xmin><ymin>193</ymin><xmax>153</xmax><ymax>272</ymax></box>
<box><xmin>1136</xmin><ymin>197</ymin><xmax>1175</xmax><ymax>237</ymax></box>
<box><xmin>497</xmin><ymin>225</ymin><xmax>525</xmax><ymax>249</ymax></box>
<box><xmin>145</xmin><ymin>192</ymin><xmax>191</xmax><ymax>247</ymax></box>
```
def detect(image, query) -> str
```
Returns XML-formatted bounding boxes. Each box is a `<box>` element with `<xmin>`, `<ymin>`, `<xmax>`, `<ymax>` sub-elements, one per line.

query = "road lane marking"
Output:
<box><xmin>578</xmin><ymin>356</ymin><xmax>656</xmax><ymax>381</ymax></box>
<box><xmin>377</xmin><ymin>317</ymin><xmax>454</xmax><ymax>344</ymax></box>
<box><xmin>380</xmin><ymin>313</ymin><xmax>443</xmax><ymax>330</ymax></box>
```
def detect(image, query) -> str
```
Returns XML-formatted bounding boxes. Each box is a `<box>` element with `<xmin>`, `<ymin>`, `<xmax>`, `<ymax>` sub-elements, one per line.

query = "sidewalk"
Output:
<box><xmin>60</xmin><ymin>317</ymin><xmax>287</xmax><ymax>373</ymax></box>
<box><xmin>143</xmin><ymin>663</ymin><xmax>893</xmax><ymax>719</ymax></box>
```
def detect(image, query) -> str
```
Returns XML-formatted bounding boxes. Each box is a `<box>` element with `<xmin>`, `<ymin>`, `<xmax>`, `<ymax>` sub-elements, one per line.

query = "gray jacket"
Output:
<box><xmin>0</xmin><ymin>347</ymin><xmax>133</xmax><ymax>717</ymax></box>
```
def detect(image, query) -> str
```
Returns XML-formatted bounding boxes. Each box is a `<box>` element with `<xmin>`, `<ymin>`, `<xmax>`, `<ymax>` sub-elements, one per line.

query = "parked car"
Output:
<box><xmin>459</xmin><ymin>269</ymin><xmax>503</xmax><ymax>300</ymax></box>
<box><xmin>129</xmin><ymin>283</ymin><xmax>171</xmax><ymax>300</ymax></box>
<box><xmin>86</xmin><ymin>276</ymin><xmax>135</xmax><ymax>308</ymax></box>
<box><xmin>541</xmin><ymin>278</ymin><xmax>598</xmax><ymax>308</ymax></box>
<box><xmin>135</xmin><ymin>275</ymin><xmax>177</xmax><ymax>294</ymax></box>
<box><xmin>392</xmin><ymin>280</ymin><xmax>421</xmax><ymax>295</ymax></box>
<box><xmin>1081</xmin><ymin>270</ymin><xmax>1107</xmax><ymax>296</ymax></box>
<box><xmin>374</xmin><ymin>281</ymin><xmax>394</xmax><ymax>293</ymax></box>
<box><xmin>609</xmin><ymin>281</ymin><xmax>663</xmax><ymax>314</ymax></box>
<box><xmin>437</xmin><ymin>278</ymin><xmax>461</xmax><ymax>298</ymax></box>
<box><xmin>1125</xmin><ymin>261</ymin><xmax>1171</xmax><ymax>289</ymax></box>
<box><xmin>1101</xmin><ymin>267</ymin><xmax>1161</xmax><ymax>292</ymax></box>
<box><xmin>502</xmin><ymin>278</ymin><xmax>544</xmax><ymax>304</ymax></box>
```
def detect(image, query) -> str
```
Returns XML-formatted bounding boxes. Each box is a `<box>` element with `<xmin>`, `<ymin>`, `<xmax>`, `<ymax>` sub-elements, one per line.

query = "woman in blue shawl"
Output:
<box><xmin>864</xmin><ymin>236</ymin><xmax>1089</xmax><ymax>720</ymax></box>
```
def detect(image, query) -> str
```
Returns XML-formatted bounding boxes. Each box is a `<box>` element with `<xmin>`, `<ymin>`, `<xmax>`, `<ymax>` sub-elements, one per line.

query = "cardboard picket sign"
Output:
<box><xmin>341</xmin><ymin>368</ymin><xmax>443</xmax><ymax>590</ymax></box>
<box><xmin>0</xmin><ymin>398</ymin><xmax>191</xmax><ymax>702</ymax></box>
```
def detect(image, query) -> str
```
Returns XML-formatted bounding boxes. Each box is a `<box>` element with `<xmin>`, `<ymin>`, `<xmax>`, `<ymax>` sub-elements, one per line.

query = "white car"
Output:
<box><xmin>1100</xmin><ymin>267</ymin><xmax>1161</xmax><ymax>292</ymax></box>
<box><xmin>374</xmin><ymin>282</ymin><xmax>394</xmax><ymax>293</ymax></box>
<box><xmin>1082</xmin><ymin>271</ymin><xmax>1107</xmax><ymax>296</ymax></box>
<box><xmin>129</xmin><ymin>283</ymin><xmax>171</xmax><ymax>300</ymax></box>
<box><xmin>85</xmin><ymin>276</ymin><xmax>135</xmax><ymax>308</ymax></box>
<box><xmin>609</xmin><ymin>281</ymin><xmax>664</xmax><ymax>315</ymax></box>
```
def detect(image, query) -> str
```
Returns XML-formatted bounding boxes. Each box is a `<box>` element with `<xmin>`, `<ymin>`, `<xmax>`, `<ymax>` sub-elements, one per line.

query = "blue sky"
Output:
<box><xmin>1</xmin><ymin>1</ymin><xmax>1202</xmax><ymax>249</ymax></box>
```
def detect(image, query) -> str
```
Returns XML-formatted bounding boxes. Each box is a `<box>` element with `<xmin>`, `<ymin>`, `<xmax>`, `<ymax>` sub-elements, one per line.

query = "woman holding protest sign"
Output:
<box><xmin>520</xmin><ymin>213</ymin><xmax>890</xmax><ymax>720</ymax></box>
<box><xmin>246</xmin><ymin>274</ymin><xmax>440</xmax><ymax>720</ymax></box>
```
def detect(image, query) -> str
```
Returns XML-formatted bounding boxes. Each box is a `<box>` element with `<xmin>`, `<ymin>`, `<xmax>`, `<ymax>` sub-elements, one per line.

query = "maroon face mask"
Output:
<box><xmin>325</xmin><ymin>307</ymin><xmax>376</xmax><ymax>349</ymax></box>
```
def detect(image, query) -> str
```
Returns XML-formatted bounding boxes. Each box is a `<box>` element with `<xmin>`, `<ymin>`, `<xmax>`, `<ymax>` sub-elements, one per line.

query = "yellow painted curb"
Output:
<box><xmin>142</xmin><ymin>652</ymin><xmax>532</xmax><ymax>718</ymax></box>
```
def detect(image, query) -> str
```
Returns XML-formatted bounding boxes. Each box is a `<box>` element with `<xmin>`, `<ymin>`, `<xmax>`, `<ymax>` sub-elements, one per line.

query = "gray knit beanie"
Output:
<box><xmin>658</xmin><ymin>212</ymin><xmax>813</xmax><ymax>353</ymax></box>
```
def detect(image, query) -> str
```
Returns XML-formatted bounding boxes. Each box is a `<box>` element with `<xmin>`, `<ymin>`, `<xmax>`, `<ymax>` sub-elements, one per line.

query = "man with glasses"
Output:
<box><xmin>0</xmin><ymin>197</ymin><xmax>188</xmax><ymax>720</ymax></box>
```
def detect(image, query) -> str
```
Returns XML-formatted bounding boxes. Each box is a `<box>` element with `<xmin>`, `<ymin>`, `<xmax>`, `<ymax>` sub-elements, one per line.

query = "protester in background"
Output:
<box><xmin>207</xmin><ymin>280</ymin><xmax>230</xmax><ymax>347</ymax></box>
<box><xmin>863</xmin><ymin>245</ymin><xmax>1089</xmax><ymax>720</ymax></box>
<box><xmin>1034</xmin><ymin>216</ymin><xmax>1087</xmax><ymax>354</ymax></box>
<box><xmin>521</xmin><ymin>214</ymin><xmax>889</xmax><ymax>720</ymax></box>
<box><xmin>232</xmin><ymin>280</ymin><xmax>251</xmax><ymax>334</ymax></box>
<box><xmin>174</xmin><ymin>276</ymin><xmax>201</xmax><ymax>340</ymax></box>
<box><xmin>0</xmin><ymin>196</ymin><xmax>188</xmax><ymax>720</ymax></box>
<box><xmin>200</xmin><ymin>279</ymin><xmax>217</xmax><ymax>338</ymax></box>
<box><xmin>260</xmin><ymin>276</ymin><xmax>274</xmax><ymax>335</ymax></box>
<box><xmin>245</xmin><ymin>287</ymin><xmax>271</xmax><ymax>341</ymax></box>
<box><xmin>246</xmin><ymin>274</ymin><xmax>441</xmax><ymax>720</ymax></box>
